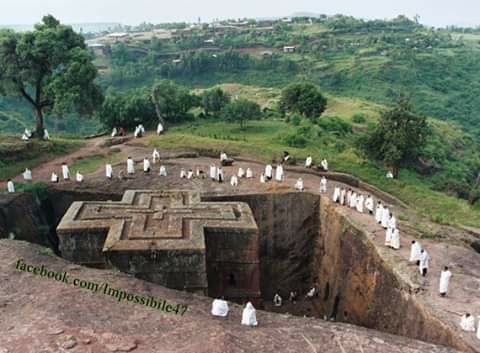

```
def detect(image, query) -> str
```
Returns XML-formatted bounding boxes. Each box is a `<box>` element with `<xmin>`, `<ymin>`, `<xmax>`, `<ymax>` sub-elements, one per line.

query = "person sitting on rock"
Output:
<box><xmin>211</xmin><ymin>297</ymin><xmax>229</xmax><ymax>317</ymax></box>
<box><xmin>75</xmin><ymin>171</ymin><xmax>84</xmax><ymax>183</ymax></box>
<box><xmin>305</xmin><ymin>287</ymin><xmax>317</xmax><ymax>299</ymax></box>
<box><xmin>180</xmin><ymin>168</ymin><xmax>187</xmax><ymax>179</ymax></box>
<box><xmin>51</xmin><ymin>172</ymin><xmax>59</xmax><ymax>183</ymax></box>
<box><xmin>111</xmin><ymin>127</ymin><xmax>118</xmax><ymax>138</ymax></box>
<box><xmin>294</xmin><ymin>178</ymin><xmax>304</xmax><ymax>192</ymax></box>
<box><xmin>289</xmin><ymin>291</ymin><xmax>297</xmax><ymax>303</ymax></box>
<box><xmin>23</xmin><ymin>168</ymin><xmax>32</xmax><ymax>181</ymax></box>
<box><xmin>143</xmin><ymin>158</ymin><xmax>151</xmax><ymax>173</ymax></box>
<box><xmin>246</xmin><ymin>168</ymin><xmax>253</xmax><ymax>179</ymax></box>
<box><xmin>305</xmin><ymin>155</ymin><xmax>313</xmax><ymax>168</ymax></box>
<box><xmin>460</xmin><ymin>313</ymin><xmax>476</xmax><ymax>332</ymax></box>
<box><xmin>159</xmin><ymin>165</ymin><xmax>167</xmax><ymax>177</ymax></box>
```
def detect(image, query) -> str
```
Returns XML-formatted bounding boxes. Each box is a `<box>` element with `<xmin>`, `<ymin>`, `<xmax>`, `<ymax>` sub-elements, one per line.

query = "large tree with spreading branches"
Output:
<box><xmin>0</xmin><ymin>15</ymin><xmax>103</xmax><ymax>137</ymax></box>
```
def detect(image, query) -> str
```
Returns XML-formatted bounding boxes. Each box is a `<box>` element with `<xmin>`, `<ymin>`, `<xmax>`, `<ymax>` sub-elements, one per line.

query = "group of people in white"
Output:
<box><xmin>5</xmin><ymin>141</ymin><xmax>478</xmax><ymax>335</ymax></box>
<box><xmin>211</xmin><ymin>298</ymin><xmax>258</xmax><ymax>327</ymax></box>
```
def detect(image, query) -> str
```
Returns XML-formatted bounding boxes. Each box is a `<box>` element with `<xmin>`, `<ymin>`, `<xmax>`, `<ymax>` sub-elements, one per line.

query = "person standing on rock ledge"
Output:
<box><xmin>273</xmin><ymin>293</ymin><xmax>282</xmax><ymax>307</ymax></box>
<box><xmin>6</xmin><ymin>179</ymin><xmax>15</xmax><ymax>193</ymax></box>
<box><xmin>319</xmin><ymin>176</ymin><xmax>327</xmax><ymax>193</ymax></box>
<box><xmin>460</xmin><ymin>313</ymin><xmax>476</xmax><ymax>332</ymax></box>
<box><xmin>241</xmin><ymin>302</ymin><xmax>258</xmax><ymax>327</ymax></box>
<box><xmin>419</xmin><ymin>249</ymin><xmax>430</xmax><ymax>276</ymax></box>
<box><xmin>127</xmin><ymin>157</ymin><xmax>135</xmax><ymax>175</ymax></box>
<box><xmin>62</xmin><ymin>162</ymin><xmax>70</xmax><ymax>181</ymax></box>
<box><xmin>410</xmin><ymin>240</ymin><xmax>422</xmax><ymax>265</ymax></box>
<box><xmin>439</xmin><ymin>266</ymin><xmax>452</xmax><ymax>297</ymax></box>
<box><xmin>106</xmin><ymin>164</ymin><xmax>113</xmax><ymax>179</ymax></box>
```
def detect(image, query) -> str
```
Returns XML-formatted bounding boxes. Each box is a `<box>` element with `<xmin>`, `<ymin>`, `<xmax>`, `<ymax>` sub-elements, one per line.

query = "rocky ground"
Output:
<box><xmin>1</xmin><ymin>134</ymin><xmax>480</xmax><ymax>352</ymax></box>
<box><xmin>0</xmin><ymin>239</ymin><xmax>461</xmax><ymax>353</ymax></box>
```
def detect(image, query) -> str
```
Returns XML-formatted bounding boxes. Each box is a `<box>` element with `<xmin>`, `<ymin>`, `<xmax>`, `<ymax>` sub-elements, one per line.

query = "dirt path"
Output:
<box><xmin>2</xmin><ymin>135</ymin><xmax>480</xmax><ymax>349</ymax></box>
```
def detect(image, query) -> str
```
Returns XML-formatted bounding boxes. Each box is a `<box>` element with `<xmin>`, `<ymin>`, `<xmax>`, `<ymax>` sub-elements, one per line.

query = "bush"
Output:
<box><xmin>352</xmin><ymin>112</ymin><xmax>367</xmax><ymax>123</ymax></box>
<box><xmin>317</xmin><ymin>116</ymin><xmax>353</xmax><ymax>135</ymax></box>
<box><xmin>289</xmin><ymin>113</ymin><xmax>302</xmax><ymax>126</ymax></box>
<box><xmin>283</xmin><ymin>131</ymin><xmax>309</xmax><ymax>148</ymax></box>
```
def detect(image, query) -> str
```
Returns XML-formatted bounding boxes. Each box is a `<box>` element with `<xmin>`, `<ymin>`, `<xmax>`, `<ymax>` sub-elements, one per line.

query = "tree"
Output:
<box><xmin>97</xmin><ymin>88</ymin><xmax>157</xmax><ymax>129</ymax></box>
<box><xmin>361</xmin><ymin>97</ymin><xmax>431</xmax><ymax>176</ymax></box>
<box><xmin>221</xmin><ymin>99</ymin><xmax>262</xmax><ymax>128</ymax></box>
<box><xmin>201</xmin><ymin>88</ymin><xmax>231</xmax><ymax>116</ymax></box>
<box><xmin>0</xmin><ymin>15</ymin><xmax>103</xmax><ymax>137</ymax></box>
<box><xmin>151</xmin><ymin>80</ymin><xmax>199</xmax><ymax>127</ymax></box>
<box><xmin>279</xmin><ymin>82</ymin><xmax>327</xmax><ymax>119</ymax></box>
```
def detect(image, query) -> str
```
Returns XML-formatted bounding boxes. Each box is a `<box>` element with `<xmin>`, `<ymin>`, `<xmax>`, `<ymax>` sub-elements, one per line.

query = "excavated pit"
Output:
<box><xmin>0</xmin><ymin>188</ymin><xmax>470</xmax><ymax>351</ymax></box>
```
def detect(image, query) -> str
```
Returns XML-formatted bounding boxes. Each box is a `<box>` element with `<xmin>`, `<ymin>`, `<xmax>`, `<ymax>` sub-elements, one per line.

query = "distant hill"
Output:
<box><xmin>0</xmin><ymin>22</ymin><xmax>121</xmax><ymax>33</ymax></box>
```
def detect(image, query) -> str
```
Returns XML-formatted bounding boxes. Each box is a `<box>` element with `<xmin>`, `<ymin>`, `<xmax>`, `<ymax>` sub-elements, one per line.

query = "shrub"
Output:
<box><xmin>352</xmin><ymin>112</ymin><xmax>367</xmax><ymax>124</ymax></box>
<box><xmin>317</xmin><ymin>116</ymin><xmax>353</xmax><ymax>135</ymax></box>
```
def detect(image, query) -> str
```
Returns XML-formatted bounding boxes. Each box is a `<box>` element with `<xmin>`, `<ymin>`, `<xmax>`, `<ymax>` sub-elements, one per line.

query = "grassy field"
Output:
<box><xmin>148</xmin><ymin>119</ymin><xmax>480</xmax><ymax>228</ymax></box>
<box><xmin>69</xmin><ymin>151</ymin><xmax>123</xmax><ymax>174</ymax></box>
<box><xmin>0</xmin><ymin>136</ymin><xmax>84</xmax><ymax>181</ymax></box>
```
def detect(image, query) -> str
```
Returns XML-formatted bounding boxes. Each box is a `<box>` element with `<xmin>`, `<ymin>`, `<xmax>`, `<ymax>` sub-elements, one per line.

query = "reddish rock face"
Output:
<box><xmin>0</xmin><ymin>239</ymin><xmax>461</xmax><ymax>353</ymax></box>
<box><xmin>56</xmin><ymin>190</ymin><xmax>260</xmax><ymax>304</ymax></box>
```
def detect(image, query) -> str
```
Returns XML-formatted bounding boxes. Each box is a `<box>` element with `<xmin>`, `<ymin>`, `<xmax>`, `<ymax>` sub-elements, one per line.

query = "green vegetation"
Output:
<box><xmin>0</xmin><ymin>136</ymin><xmax>83</xmax><ymax>180</ymax></box>
<box><xmin>97</xmin><ymin>87</ymin><xmax>156</xmax><ymax>129</ymax></box>
<box><xmin>279</xmin><ymin>82</ymin><xmax>327</xmax><ymax>118</ymax></box>
<box><xmin>69</xmin><ymin>151</ymin><xmax>122</xmax><ymax>174</ymax></box>
<box><xmin>360</xmin><ymin>97</ymin><xmax>431</xmax><ymax>176</ymax></box>
<box><xmin>0</xmin><ymin>15</ymin><xmax>103</xmax><ymax>137</ymax></box>
<box><xmin>147</xmin><ymin>118</ymin><xmax>480</xmax><ymax>227</ymax></box>
<box><xmin>221</xmin><ymin>99</ymin><xmax>262</xmax><ymax>128</ymax></box>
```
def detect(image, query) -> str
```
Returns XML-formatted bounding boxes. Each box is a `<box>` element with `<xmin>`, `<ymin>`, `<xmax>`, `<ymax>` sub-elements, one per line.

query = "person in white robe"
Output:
<box><xmin>283</xmin><ymin>151</ymin><xmax>290</xmax><ymax>163</ymax></box>
<box><xmin>127</xmin><ymin>157</ymin><xmax>135</xmax><ymax>174</ymax></box>
<box><xmin>157</xmin><ymin>122</ymin><xmax>164</xmax><ymax>135</ymax></box>
<box><xmin>51</xmin><ymin>172</ymin><xmax>59</xmax><ymax>183</ymax></box>
<box><xmin>209</xmin><ymin>164</ymin><xmax>217</xmax><ymax>180</ymax></box>
<box><xmin>409</xmin><ymin>240</ymin><xmax>422</xmax><ymax>264</ymax></box>
<box><xmin>439</xmin><ymin>266</ymin><xmax>452</xmax><ymax>297</ymax></box>
<box><xmin>319</xmin><ymin>177</ymin><xmax>327</xmax><ymax>193</ymax></box>
<box><xmin>477</xmin><ymin>317</ymin><xmax>480</xmax><ymax>339</ymax></box>
<box><xmin>346</xmin><ymin>189</ymin><xmax>352</xmax><ymax>206</ymax></box>
<box><xmin>356</xmin><ymin>194</ymin><xmax>364</xmax><ymax>213</ymax></box>
<box><xmin>386</xmin><ymin>171</ymin><xmax>394</xmax><ymax>179</ymax></box>
<box><xmin>43</xmin><ymin>129</ymin><xmax>50</xmax><ymax>140</ymax></box>
<box><xmin>220</xmin><ymin>152</ymin><xmax>228</xmax><ymax>162</ymax></box>
<box><xmin>6</xmin><ymin>180</ymin><xmax>15</xmax><ymax>193</ymax></box>
<box><xmin>305</xmin><ymin>155</ymin><xmax>313</xmax><ymax>168</ymax></box>
<box><xmin>180</xmin><ymin>168</ymin><xmax>187</xmax><ymax>179</ymax></box>
<box><xmin>22</xmin><ymin>128</ymin><xmax>32</xmax><ymax>140</ymax></box>
<box><xmin>289</xmin><ymin>291</ymin><xmax>297</xmax><ymax>303</ymax></box>
<box><xmin>350</xmin><ymin>192</ymin><xmax>357</xmax><ymax>208</ymax></box>
<box><xmin>134</xmin><ymin>126</ymin><xmax>140</xmax><ymax>138</ymax></box>
<box><xmin>265</xmin><ymin>164</ymin><xmax>273</xmax><ymax>180</ymax></box>
<box><xmin>187</xmin><ymin>169</ymin><xmax>194</xmax><ymax>179</ymax></box>
<box><xmin>21</xmin><ymin>132</ymin><xmax>30</xmax><ymax>141</ymax></box>
<box><xmin>139</xmin><ymin>124</ymin><xmax>145</xmax><ymax>135</ymax></box>
<box><xmin>375</xmin><ymin>202</ymin><xmax>383</xmax><ymax>224</ymax></box>
<box><xmin>76</xmin><ymin>171</ymin><xmax>84</xmax><ymax>183</ymax></box>
<box><xmin>111</xmin><ymin>127</ymin><xmax>118</xmax><ymax>138</ymax></box>
<box><xmin>152</xmin><ymin>148</ymin><xmax>160</xmax><ymax>164</ymax></box>
<box><xmin>381</xmin><ymin>207</ymin><xmax>390</xmax><ymax>229</ymax></box>
<box><xmin>305</xmin><ymin>287</ymin><xmax>317</xmax><ymax>299</ymax></box>
<box><xmin>217</xmin><ymin>167</ymin><xmax>224</xmax><ymax>182</ymax></box>
<box><xmin>294</xmin><ymin>178</ymin><xmax>304</xmax><ymax>191</ymax></box>
<box><xmin>460</xmin><ymin>313</ymin><xmax>476</xmax><ymax>332</ymax></box>
<box><xmin>390</xmin><ymin>228</ymin><xmax>400</xmax><ymax>250</ymax></box>
<box><xmin>365</xmin><ymin>195</ymin><xmax>374</xmax><ymax>215</ymax></box>
<box><xmin>211</xmin><ymin>298</ymin><xmax>229</xmax><ymax>317</ymax></box>
<box><xmin>419</xmin><ymin>249</ymin><xmax>430</xmax><ymax>276</ymax></box>
<box><xmin>273</xmin><ymin>293</ymin><xmax>282</xmax><ymax>307</ymax></box>
<box><xmin>385</xmin><ymin>227</ymin><xmax>393</xmax><ymax>247</ymax></box>
<box><xmin>260</xmin><ymin>173</ymin><xmax>266</xmax><ymax>183</ymax></box>
<box><xmin>61</xmin><ymin>163</ymin><xmax>70</xmax><ymax>180</ymax></box>
<box><xmin>332</xmin><ymin>187</ymin><xmax>340</xmax><ymax>203</ymax></box>
<box><xmin>388</xmin><ymin>213</ymin><xmax>397</xmax><ymax>230</ymax></box>
<box><xmin>246</xmin><ymin>168</ymin><xmax>253</xmax><ymax>178</ymax></box>
<box><xmin>241</xmin><ymin>302</ymin><xmax>258</xmax><ymax>327</ymax></box>
<box><xmin>275</xmin><ymin>164</ymin><xmax>284</xmax><ymax>182</ymax></box>
<box><xmin>159</xmin><ymin>165</ymin><xmax>167</xmax><ymax>176</ymax></box>
<box><xmin>238</xmin><ymin>167</ymin><xmax>245</xmax><ymax>178</ymax></box>
<box><xmin>230</xmin><ymin>175</ymin><xmax>238</xmax><ymax>187</ymax></box>
<box><xmin>143</xmin><ymin>158</ymin><xmax>151</xmax><ymax>173</ymax></box>
<box><xmin>340</xmin><ymin>188</ymin><xmax>346</xmax><ymax>205</ymax></box>
<box><xmin>106</xmin><ymin>164</ymin><xmax>113</xmax><ymax>179</ymax></box>
<box><xmin>23</xmin><ymin>168</ymin><xmax>32</xmax><ymax>181</ymax></box>
<box><xmin>321</xmin><ymin>159</ymin><xmax>328</xmax><ymax>171</ymax></box>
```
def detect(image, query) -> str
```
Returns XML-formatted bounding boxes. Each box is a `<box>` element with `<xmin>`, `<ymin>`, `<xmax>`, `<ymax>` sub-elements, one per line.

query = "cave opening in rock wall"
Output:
<box><xmin>0</xmin><ymin>188</ymin><xmax>465</xmax><ymax>349</ymax></box>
